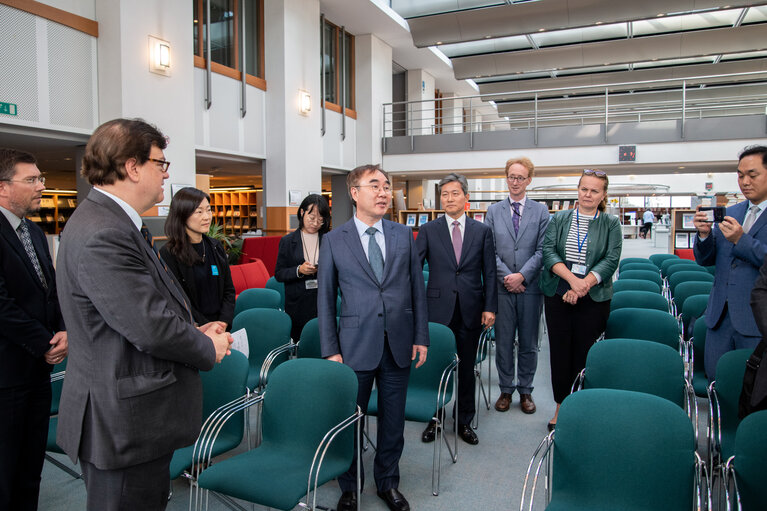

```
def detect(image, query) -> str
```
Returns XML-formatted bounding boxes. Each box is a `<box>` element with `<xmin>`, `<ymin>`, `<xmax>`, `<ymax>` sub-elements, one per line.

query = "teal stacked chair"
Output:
<box><xmin>667</xmin><ymin>262</ymin><xmax>709</xmax><ymax>277</ymax></box>
<box><xmin>423</xmin><ymin>270</ymin><xmax>429</xmax><ymax>287</ymax></box>
<box><xmin>668</xmin><ymin>271</ymin><xmax>714</xmax><ymax>311</ymax></box>
<box><xmin>604</xmin><ymin>308</ymin><xmax>682</xmax><ymax>353</ymax></box>
<box><xmin>617</xmin><ymin>269</ymin><xmax>663</xmax><ymax>290</ymax></box>
<box><xmin>661</xmin><ymin>258</ymin><xmax>698</xmax><ymax>296</ymax></box>
<box><xmin>170</xmin><ymin>350</ymin><xmax>249</xmax><ymax>483</ymax></box>
<box><xmin>45</xmin><ymin>361</ymin><xmax>81</xmax><ymax>479</ymax></box>
<box><xmin>233</xmin><ymin>287</ymin><xmax>282</xmax><ymax>317</ymax></box>
<box><xmin>673</xmin><ymin>281</ymin><xmax>712</xmax><ymax>326</ymax></box>
<box><xmin>612</xmin><ymin>278</ymin><xmax>661</xmax><ymax>294</ymax></box>
<box><xmin>619</xmin><ymin>257</ymin><xmax>652</xmax><ymax>269</ymax></box>
<box><xmin>265</xmin><ymin>276</ymin><xmax>286</xmax><ymax>310</ymax></box>
<box><xmin>193</xmin><ymin>359</ymin><xmax>363</xmax><ymax>511</ymax></box>
<box><xmin>691</xmin><ymin>316</ymin><xmax>709</xmax><ymax>398</ymax></box>
<box><xmin>705</xmin><ymin>265</ymin><xmax>716</xmax><ymax>276</ymax></box>
<box><xmin>707</xmin><ymin>349</ymin><xmax>751</xmax><ymax>503</ymax></box>
<box><xmin>367</xmin><ymin>322</ymin><xmax>459</xmax><ymax>496</ymax></box>
<box><xmin>472</xmin><ymin>326</ymin><xmax>493</xmax><ymax>430</ymax></box>
<box><xmin>610</xmin><ymin>290</ymin><xmax>668</xmax><ymax>313</ymax></box>
<box><xmin>520</xmin><ymin>389</ymin><xmax>705</xmax><ymax>510</ymax></box>
<box><xmin>231</xmin><ymin>308</ymin><xmax>293</xmax><ymax>391</ymax></box>
<box><xmin>649</xmin><ymin>253</ymin><xmax>679</xmax><ymax>269</ymax></box>
<box><xmin>619</xmin><ymin>262</ymin><xmax>660</xmax><ymax>274</ymax></box>
<box><xmin>296</xmin><ymin>317</ymin><xmax>322</xmax><ymax>359</ymax></box>
<box><xmin>680</xmin><ymin>293</ymin><xmax>710</xmax><ymax>340</ymax></box>
<box><xmin>724</xmin><ymin>410</ymin><xmax>767</xmax><ymax>511</ymax></box>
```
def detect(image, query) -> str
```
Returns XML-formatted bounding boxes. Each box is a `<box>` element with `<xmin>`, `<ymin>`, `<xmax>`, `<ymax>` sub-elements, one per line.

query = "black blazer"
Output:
<box><xmin>160</xmin><ymin>235</ymin><xmax>235</xmax><ymax>328</ymax></box>
<box><xmin>0</xmin><ymin>213</ymin><xmax>64</xmax><ymax>388</ymax></box>
<box><xmin>274</xmin><ymin>229</ymin><xmax>323</xmax><ymax>340</ymax></box>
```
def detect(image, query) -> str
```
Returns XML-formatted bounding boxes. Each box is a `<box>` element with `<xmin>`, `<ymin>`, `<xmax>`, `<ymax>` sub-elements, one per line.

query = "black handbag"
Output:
<box><xmin>738</xmin><ymin>338</ymin><xmax>767</xmax><ymax>419</ymax></box>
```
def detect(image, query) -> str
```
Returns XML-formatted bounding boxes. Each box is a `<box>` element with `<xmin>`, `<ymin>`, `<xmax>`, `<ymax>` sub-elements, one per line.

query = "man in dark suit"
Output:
<box><xmin>485</xmin><ymin>157</ymin><xmax>550</xmax><ymax>414</ymax></box>
<box><xmin>318</xmin><ymin>164</ymin><xmax>428</xmax><ymax>511</ymax></box>
<box><xmin>55</xmin><ymin>119</ymin><xmax>232</xmax><ymax>511</ymax></box>
<box><xmin>694</xmin><ymin>145</ymin><xmax>767</xmax><ymax>381</ymax></box>
<box><xmin>416</xmin><ymin>173</ymin><xmax>496</xmax><ymax>445</ymax></box>
<box><xmin>0</xmin><ymin>149</ymin><xmax>67</xmax><ymax>511</ymax></box>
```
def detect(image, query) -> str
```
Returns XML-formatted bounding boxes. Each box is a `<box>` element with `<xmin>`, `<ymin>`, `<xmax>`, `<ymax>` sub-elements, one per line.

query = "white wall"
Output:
<box><xmin>322</xmin><ymin>110</ymin><xmax>356</xmax><ymax>170</ymax></box>
<box><xmin>354</xmin><ymin>33</ymin><xmax>391</xmax><ymax>166</ymax></box>
<box><xmin>36</xmin><ymin>0</ymin><xmax>95</xmax><ymax>19</ymax></box>
<box><xmin>406</xmin><ymin>69</ymin><xmax>435</xmax><ymax>135</ymax></box>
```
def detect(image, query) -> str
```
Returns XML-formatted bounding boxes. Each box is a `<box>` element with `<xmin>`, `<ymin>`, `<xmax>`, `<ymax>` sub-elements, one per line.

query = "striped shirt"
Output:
<box><xmin>565</xmin><ymin>212</ymin><xmax>594</xmax><ymax>265</ymax></box>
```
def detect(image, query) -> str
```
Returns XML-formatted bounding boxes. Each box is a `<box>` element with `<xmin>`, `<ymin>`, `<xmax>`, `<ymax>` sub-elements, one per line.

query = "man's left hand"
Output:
<box><xmin>481</xmin><ymin>312</ymin><xmax>496</xmax><ymax>328</ymax></box>
<box><xmin>720</xmin><ymin>216</ymin><xmax>745</xmax><ymax>244</ymax></box>
<box><xmin>45</xmin><ymin>331</ymin><xmax>68</xmax><ymax>365</ymax></box>
<box><xmin>412</xmin><ymin>345</ymin><xmax>428</xmax><ymax>368</ymax></box>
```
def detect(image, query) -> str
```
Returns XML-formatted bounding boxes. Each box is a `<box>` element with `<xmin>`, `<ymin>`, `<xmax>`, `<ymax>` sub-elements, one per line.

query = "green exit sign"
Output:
<box><xmin>0</xmin><ymin>102</ymin><xmax>18</xmax><ymax>116</ymax></box>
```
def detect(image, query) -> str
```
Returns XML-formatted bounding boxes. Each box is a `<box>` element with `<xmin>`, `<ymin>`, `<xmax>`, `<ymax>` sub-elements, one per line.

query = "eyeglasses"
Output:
<box><xmin>354</xmin><ymin>184</ymin><xmax>392</xmax><ymax>194</ymax></box>
<box><xmin>1</xmin><ymin>176</ymin><xmax>45</xmax><ymax>186</ymax></box>
<box><xmin>148</xmin><ymin>158</ymin><xmax>171</xmax><ymax>172</ymax></box>
<box><xmin>506</xmin><ymin>175</ymin><xmax>529</xmax><ymax>183</ymax></box>
<box><xmin>583</xmin><ymin>169</ymin><xmax>606</xmax><ymax>177</ymax></box>
<box><xmin>305</xmin><ymin>214</ymin><xmax>325</xmax><ymax>225</ymax></box>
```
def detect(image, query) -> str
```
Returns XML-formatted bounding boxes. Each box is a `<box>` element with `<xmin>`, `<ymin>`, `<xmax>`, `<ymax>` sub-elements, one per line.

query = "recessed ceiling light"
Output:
<box><xmin>538</xmin><ymin>28</ymin><xmax>545</xmax><ymax>32</ymax></box>
<box><xmin>657</xmin><ymin>13</ymin><xmax>665</xmax><ymax>17</ymax></box>
<box><xmin>678</xmin><ymin>166</ymin><xmax>685</xmax><ymax>169</ymax></box>
<box><xmin>436</xmin><ymin>41</ymin><xmax>442</xmax><ymax>45</ymax></box>
<box><xmin>595</xmin><ymin>21</ymin><xmax>603</xmax><ymax>25</ymax></box>
<box><xmin>485</xmin><ymin>35</ymin><xmax>492</xmax><ymax>39</ymax></box>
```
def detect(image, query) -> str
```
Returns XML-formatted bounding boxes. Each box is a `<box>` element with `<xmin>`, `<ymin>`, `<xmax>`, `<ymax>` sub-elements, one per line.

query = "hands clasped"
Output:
<box><xmin>200</xmin><ymin>321</ymin><xmax>233</xmax><ymax>363</ymax></box>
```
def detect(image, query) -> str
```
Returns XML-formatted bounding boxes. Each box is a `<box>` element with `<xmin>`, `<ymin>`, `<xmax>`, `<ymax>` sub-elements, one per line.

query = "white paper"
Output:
<box><xmin>230</xmin><ymin>328</ymin><xmax>249</xmax><ymax>358</ymax></box>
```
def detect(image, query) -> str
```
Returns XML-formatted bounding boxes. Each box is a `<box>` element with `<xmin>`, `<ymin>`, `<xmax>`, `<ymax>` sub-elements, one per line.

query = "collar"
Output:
<box><xmin>353</xmin><ymin>215</ymin><xmax>384</xmax><ymax>237</ymax></box>
<box><xmin>0</xmin><ymin>204</ymin><xmax>22</xmax><ymax>231</ymax></box>
<box><xmin>508</xmin><ymin>194</ymin><xmax>526</xmax><ymax>205</ymax></box>
<box><xmin>445</xmin><ymin>212</ymin><xmax>466</xmax><ymax>228</ymax></box>
<box><xmin>93</xmin><ymin>187</ymin><xmax>143</xmax><ymax>231</ymax></box>
<box><xmin>748</xmin><ymin>199</ymin><xmax>767</xmax><ymax>213</ymax></box>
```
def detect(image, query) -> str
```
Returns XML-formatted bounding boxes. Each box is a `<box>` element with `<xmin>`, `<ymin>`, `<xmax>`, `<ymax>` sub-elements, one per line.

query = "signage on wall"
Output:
<box><xmin>618</xmin><ymin>145</ymin><xmax>636</xmax><ymax>162</ymax></box>
<box><xmin>705</xmin><ymin>182</ymin><xmax>713</xmax><ymax>192</ymax></box>
<box><xmin>0</xmin><ymin>102</ymin><xmax>18</xmax><ymax>116</ymax></box>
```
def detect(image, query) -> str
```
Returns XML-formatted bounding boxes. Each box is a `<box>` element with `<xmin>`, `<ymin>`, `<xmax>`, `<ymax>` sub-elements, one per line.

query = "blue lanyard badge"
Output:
<box><xmin>211</xmin><ymin>265</ymin><xmax>219</xmax><ymax>276</ymax></box>
<box><xmin>575</xmin><ymin>208</ymin><xmax>597</xmax><ymax>255</ymax></box>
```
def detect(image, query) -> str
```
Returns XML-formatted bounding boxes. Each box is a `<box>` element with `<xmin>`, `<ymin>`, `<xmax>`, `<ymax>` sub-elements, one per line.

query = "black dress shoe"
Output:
<box><xmin>337</xmin><ymin>490</ymin><xmax>357</xmax><ymax>511</ymax></box>
<box><xmin>457</xmin><ymin>424</ymin><xmax>479</xmax><ymax>445</ymax></box>
<box><xmin>547</xmin><ymin>421</ymin><xmax>556</xmax><ymax>432</ymax></box>
<box><xmin>421</xmin><ymin>419</ymin><xmax>439</xmax><ymax>443</ymax></box>
<box><xmin>377</xmin><ymin>488</ymin><xmax>410</xmax><ymax>511</ymax></box>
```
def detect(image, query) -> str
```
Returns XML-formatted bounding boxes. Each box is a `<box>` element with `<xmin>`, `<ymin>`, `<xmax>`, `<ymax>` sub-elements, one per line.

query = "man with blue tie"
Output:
<box><xmin>485</xmin><ymin>157</ymin><xmax>550</xmax><ymax>415</ymax></box>
<box><xmin>416</xmin><ymin>173</ymin><xmax>496</xmax><ymax>445</ymax></box>
<box><xmin>318</xmin><ymin>164</ymin><xmax>428</xmax><ymax>511</ymax></box>
<box><xmin>694</xmin><ymin>145</ymin><xmax>767</xmax><ymax>381</ymax></box>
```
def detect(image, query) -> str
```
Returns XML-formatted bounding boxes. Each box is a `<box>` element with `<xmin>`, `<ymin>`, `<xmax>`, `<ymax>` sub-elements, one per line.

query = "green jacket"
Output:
<box><xmin>540</xmin><ymin>209</ymin><xmax>623</xmax><ymax>302</ymax></box>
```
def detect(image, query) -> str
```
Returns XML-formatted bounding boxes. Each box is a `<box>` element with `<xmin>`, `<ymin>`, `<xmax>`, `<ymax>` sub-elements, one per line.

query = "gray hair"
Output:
<box><xmin>438</xmin><ymin>173</ymin><xmax>468</xmax><ymax>195</ymax></box>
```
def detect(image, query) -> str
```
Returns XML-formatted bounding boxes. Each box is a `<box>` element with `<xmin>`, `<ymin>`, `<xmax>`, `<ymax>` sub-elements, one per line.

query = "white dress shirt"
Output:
<box><xmin>354</xmin><ymin>216</ymin><xmax>386</xmax><ymax>262</ymax></box>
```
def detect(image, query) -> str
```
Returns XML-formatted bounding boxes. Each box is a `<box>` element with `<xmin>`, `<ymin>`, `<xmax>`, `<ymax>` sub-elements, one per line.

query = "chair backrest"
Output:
<box><xmin>704</xmin><ymin>265</ymin><xmax>716</xmax><ymax>275</ymax></box>
<box><xmin>265</xmin><ymin>276</ymin><xmax>286</xmax><ymax>310</ymax></box>
<box><xmin>232</xmin><ymin>308</ymin><xmax>292</xmax><ymax>388</ymax></box>
<box><xmin>50</xmin><ymin>360</ymin><xmax>66</xmax><ymax>415</ymax></box>
<box><xmin>668</xmin><ymin>271</ymin><xmax>714</xmax><ymax>297</ymax></box>
<box><xmin>261</xmin><ymin>359</ymin><xmax>358</xmax><ymax>460</ymax></box>
<box><xmin>612</xmin><ymin>278</ymin><xmax>661</xmax><ymax>294</ymax></box>
<box><xmin>617</xmin><ymin>270</ymin><xmax>663</xmax><ymax>288</ymax></box>
<box><xmin>610</xmin><ymin>290</ymin><xmax>668</xmax><ymax>313</ymax></box>
<box><xmin>660</xmin><ymin>257</ymin><xmax>697</xmax><ymax>277</ymax></box>
<box><xmin>619</xmin><ymin>262</ymin><xmax>659</xmax><ymax>274</ymax></box>
<box><xmin>713</xmin><ymin>349</ymin><xmax>751</xmax><ymax>460</ymax></box>
<box><xmin>423</xmin><ymin>270</ymin><xmax>429</xmax><ymax>286</ymax></box>
<box><xmin>604</xmin><ymin>308</ymin><xmax>679</xmax><ymax>350</ymax></box>
<box><xmin>405</xmin><ymin>322</ymin><xmax>457</xmax><ymax>422</ymax></box>
<box><xmin>680</xmin><ymin>294</ymin><xmax>710</xmax><ymax>338</ymax></box>
<box><xmin>649</xmin><ymin>253</ymin><xmax>679</xmax><ymax>269</ymax></box>
<box><xmin>297</xmin><ymin>318</ymin><xmax>323</xmax><ymax>359</ymax></box>
<box><xmin>234</xmin><ymin>287</ymin><xmax>282</xmax><ymax>317</ymax></box>
<box><xmin>732</xmin><ymin>409</ymin><xmax>767</xmax><ymax>510</ymax></box>
<box><xmin>673</xmin><ymin>281</ymin><xmax>712</xmax><ymax>308</ymax></box>
<box><xmin>582</xmin><ymin>339</ymin><xmax>686</xmax><ymax>407</ymax></box>
<box><xmin>200</xmin><ymin>350</ymin><xmax>249</xmax><ymax>440</ymax></box>
<box><xmin>619</xmin><ymin>257</ymin><xmax>652</xmax><ymax>269</ymax></box>
<box><xmin>551</xmin><ymin>389</ymin><xmax>695</xmax><ymax>510</ymax></box>
<box><xmin>230</xmin><ymin>259</ymin><xmax>270</xmax><ymax>296</ymax></box>
<box><xmin>667</xmin><ymin>262</ymin><xmax>709</xmax><ymax>278</ymax></box>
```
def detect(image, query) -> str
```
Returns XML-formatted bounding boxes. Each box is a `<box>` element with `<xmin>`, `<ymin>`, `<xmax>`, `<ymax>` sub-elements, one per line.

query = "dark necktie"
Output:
<box><xmin>140</xmin><ymin>224</ymin><xmax>159</xmax><ymax>256</ymax></box>
<box><xmin>366</xmin><ymin>226</ymin><xmax>384</xmax><ymax>283</ymax></box>
<box><xmin>17</xmin><ymin>219</ymin><xmax>47</xmax><ymax>290</ymax></box>
<box><xmin>452</xmin><ymin>220</ymin><xmax>462</xmax><ymax>264</ymax></box>
<box><xmin>511</xmin><ymin>202</ymin><xmax>521</xmax><ymax>235</ymax></box>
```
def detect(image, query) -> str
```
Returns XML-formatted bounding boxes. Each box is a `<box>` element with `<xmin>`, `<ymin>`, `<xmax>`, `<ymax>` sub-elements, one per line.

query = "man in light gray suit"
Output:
<box><xmin>56</xmin><ymin>118</ymin><xmax>232</xmax><ymax>511</ymax></box>
<box><xmin>485</xmin><ymin>157</ymin><xmax>549</xmax><ymax>414</ymax></box>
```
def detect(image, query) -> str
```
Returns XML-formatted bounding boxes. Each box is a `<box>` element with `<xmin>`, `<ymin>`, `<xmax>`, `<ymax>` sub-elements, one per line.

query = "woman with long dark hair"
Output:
<box><xmin>274</xmin><ymin>194</ymin><xmax>331</xmax><ymax>341</ymax></box>
<box><xmin>160</xmin><ymin>187</ymin><xmax>235</xmax><ymax>329</ymax></box>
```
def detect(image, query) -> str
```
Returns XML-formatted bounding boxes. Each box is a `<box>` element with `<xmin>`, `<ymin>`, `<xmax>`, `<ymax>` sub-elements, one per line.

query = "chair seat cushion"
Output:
<box><xmin>169</xmin><ymin>431</ymin><xmax>243</xmax><ymax>480</ymax></box>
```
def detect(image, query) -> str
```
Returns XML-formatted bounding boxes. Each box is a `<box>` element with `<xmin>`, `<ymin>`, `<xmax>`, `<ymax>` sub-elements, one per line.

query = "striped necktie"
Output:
<box><xmin>17</xmin><ymin>219</ymin><xmax>47</xmax><ymax>290</ymax></box>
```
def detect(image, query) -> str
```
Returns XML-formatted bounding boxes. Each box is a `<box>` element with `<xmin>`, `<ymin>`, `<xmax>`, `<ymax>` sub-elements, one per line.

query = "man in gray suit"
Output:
<box><xmin>485</xmin><ymin>157</ymin><xmax>550</xmax><ymax>414</ymax></box>
<box><xmin>56</xmin><ymin>118</ymin><xmax>232</xmax><ymax>511</ymax></box>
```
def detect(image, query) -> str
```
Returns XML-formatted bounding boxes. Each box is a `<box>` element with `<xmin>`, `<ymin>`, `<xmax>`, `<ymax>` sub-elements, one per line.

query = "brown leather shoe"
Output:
<box><xmin>520</xmin><ymin>393</ymin><xmax>536</xmax><ymax>414</ymax></box>
<box><xmin>495</xmin><ymin>392</ymin><xmax>512</xmax><ymax>412</ymax></box>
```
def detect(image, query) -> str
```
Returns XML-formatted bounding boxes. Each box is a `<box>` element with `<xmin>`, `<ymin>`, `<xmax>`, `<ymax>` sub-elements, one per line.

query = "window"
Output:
<box><xmin>193</xmin><ymin>0</ymin><xmax>265</xmax><ymax>89</ymax></box>
<box><xmin>321</xmin><ymin>19</ymin><xmax>355</xmax><ymax>117</ymax></box>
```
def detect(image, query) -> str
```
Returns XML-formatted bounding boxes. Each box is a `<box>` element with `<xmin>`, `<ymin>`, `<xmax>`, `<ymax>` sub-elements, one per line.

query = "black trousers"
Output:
<box><xmin>544</xmin><ymin>294</ymin><xmax>610</xmax><ymax>404</ymax></box>
<box><xmin>447</xmin><ymin>299</ymin><xmax>481</xmax><ymax>426</ymax></box>
<box><xmin>81</xmin><ymin>453</ymin><xmax>174</xmax><ymax>511</ymax></box>
<box><xmin>0</xmin><ymin>379</ymin><xmax>51</xmax><ymax>511</ymax></box>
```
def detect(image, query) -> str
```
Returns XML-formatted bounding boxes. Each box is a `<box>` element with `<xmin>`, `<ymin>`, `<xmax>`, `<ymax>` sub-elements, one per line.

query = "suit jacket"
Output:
<box><xmin>55</xmin><ymin>190</ymin><xmax>216</xmax><ymax>470</ymax></box>
<box><xmin>751</xmin><ymin>255</ymin><xmax>767</xmax><ymax>338</ymax></box>
<box><xmin>317</xmin><ymin>218</ymin><xmax>429</xmax><ymax>371</ymax></box>
<box><xmin>694</xmin><ymin>200</ymin><xmax>767</xmax><ymax>336</ymax></box>
<box><xmin>159</xmin><ymin>235</ymin><xmax>235</xmax><ymax>327</ymax></box>
<box><xmin>484</xmin><ymin>197</ymin><xmax>550</xmax><ymax>295</ymax></box>
<box><xmin>0</xmin><ymin>213</ymin><xmax>63</xmax><ymax>388</ymax></box>
<box><xmin>415</xmin><ymin>215</ymin><xmax>497</xmax><ymax>330</ymax></box>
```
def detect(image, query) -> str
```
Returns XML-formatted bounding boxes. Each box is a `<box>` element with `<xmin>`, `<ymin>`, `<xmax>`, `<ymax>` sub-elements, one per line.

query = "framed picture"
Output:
<box><xmin>552</xmin><ymin>200</ymin><xmax>560</xmax><ymax>211</ymax></box>
<box><xmin>675</xmin><ymin>232</ymin><xmax>690</xmax><ymax>249</ymax></box>
<box><xmin>473</xmin><ymin>212</ymin><xmax>485</xmax><ymax>223</ymax></box>
<box><xmin>406</xmin><ymin>214</ymin><xmax>416</xmax><ymax>226</ymax></box>
<box><xmin>682</xmin><ymin>213</ymin><xmax>695</xmax><ymax>230</ymax></box>
<box><xmin>418</xmin><ymin>213</ymin><xmax>429</xmax><ymax>226</ymax></box>
<box><xmin>562</xmin><ymin>200</ymin><xmax>571</xmax><ymax>210</ymax></box>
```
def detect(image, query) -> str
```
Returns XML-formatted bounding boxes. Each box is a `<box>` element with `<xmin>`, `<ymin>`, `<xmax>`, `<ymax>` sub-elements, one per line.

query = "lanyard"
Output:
<box><xmin>575</xmin><ymin>208</ymin><xmax>598</xmax><ymax>256</ymax></box>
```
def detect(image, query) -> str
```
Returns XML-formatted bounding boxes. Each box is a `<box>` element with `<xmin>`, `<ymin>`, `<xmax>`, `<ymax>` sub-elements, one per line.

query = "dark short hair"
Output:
<box><xmin>164</xmin><ymin>187</ymin><xmax>210</xmax><ymax>266</ymax></box>
<box><xmin>346</xmin><ymin>164</ymin><xmax>389</xmax><ymax>207</ymax></box>
<box><xmin>0</xmin><ymin>148</ymin><xmax>36</xmax><ymax>181</ymax></box>
<box><xmin>739</xmin><ymin>145</ymin><xmax>767</xmax><ymax>167</ymax></box>
<box><xmin>297</xmin><ymin>194</ymin><xmax>331</xmax><ymax>234</ymax></box>
<box><xmin>82</xmin><ymin>118</ymin><xmax>167</xmax><ymax>185</ymax></box>
<box><xmin>438</xmin><ymin>173</ymin><xmax>468</xmax><ymax>195</ymax></box>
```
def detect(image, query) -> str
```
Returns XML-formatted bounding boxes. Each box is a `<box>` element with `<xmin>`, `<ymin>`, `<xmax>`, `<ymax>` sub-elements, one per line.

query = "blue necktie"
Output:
<box><xmin>366</xmin><ymin>226</ymin><xmax>384</xmax><ymax>283</ymax></box>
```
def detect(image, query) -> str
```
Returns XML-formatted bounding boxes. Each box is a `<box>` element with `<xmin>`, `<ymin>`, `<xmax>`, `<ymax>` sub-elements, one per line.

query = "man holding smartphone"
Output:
<box><xmin>693</xmin><ymin>145</ymin><xmax>767</xmax><ymax>382</ymax></box>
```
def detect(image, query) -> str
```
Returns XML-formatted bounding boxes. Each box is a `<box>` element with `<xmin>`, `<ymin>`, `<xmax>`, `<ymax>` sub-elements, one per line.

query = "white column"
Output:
<box><xmin>406</xmin><ymin>69</ymin><xmax>435</xmax><ymax>135</ymax></box>
<box><xmin>354</xmin><ymin>34</ymin><xmax>392</xmax><ymax>166</ymax></box>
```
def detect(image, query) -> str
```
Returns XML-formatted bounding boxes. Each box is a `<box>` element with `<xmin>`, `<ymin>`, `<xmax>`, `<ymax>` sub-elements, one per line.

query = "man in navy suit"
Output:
<box><xmin>694</xmin><ymin>145</ymin><xmax>767</xmax><ymax>381</ymax></box>
<box><xmin>485</xmin><ymin>157</ymin><xmax>550</xmax><ymax>415</ymax></box>
<box><xmin>0</xmin><ymin>149</ymin><xmax>67</xmax><ymax>511</ymax></box>
<box><xmin>416</xmin><ymin>173</ymin><xmax>496</xmax><ymax>445</ymax></box>
<box><xmin>318</xmin><ymin>164</ymin><xmax>428</xmax><ymax>511</ymax></box>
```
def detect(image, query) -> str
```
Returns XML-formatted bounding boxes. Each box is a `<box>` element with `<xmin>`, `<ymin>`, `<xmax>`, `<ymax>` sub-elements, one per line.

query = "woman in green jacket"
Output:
<box><xmin>540</xmin><ymin>170</ymin><xmax>622</xmax><ymax>430</ymax></box>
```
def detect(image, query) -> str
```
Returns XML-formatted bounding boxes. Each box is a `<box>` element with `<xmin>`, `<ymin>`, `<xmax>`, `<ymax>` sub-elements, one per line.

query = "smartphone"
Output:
<box><xmin>700</xmin><ymin>206</ymin><xmax>726</xmax><ymax>223</ymax></box>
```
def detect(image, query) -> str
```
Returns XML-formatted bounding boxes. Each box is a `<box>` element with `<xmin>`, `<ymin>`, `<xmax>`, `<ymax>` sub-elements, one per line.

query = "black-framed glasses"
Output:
<box><xmin>583</xmin><ymin>169</ymin><xmax>606</xmax><ymax>177</ymax></box>
<box><xmin>148</xmin><ymin>158</ymin><xmax>171</xmax><ymax>172</ymax></box>
<box><xmin>0</xmin><ymin>176</ymin><xmax>45</xmax><ymax>186</ymax></box>
<box><xmin>506</xmin><ymin>175</ymin><xmax>529</xmax><ymax>183</ymax></box>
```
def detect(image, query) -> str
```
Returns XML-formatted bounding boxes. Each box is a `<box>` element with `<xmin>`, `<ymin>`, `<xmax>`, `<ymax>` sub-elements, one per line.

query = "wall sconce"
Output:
<box><xmin>149</xmin><ymin>36</ymin><xmax>171</xmax><ymax>76</ymax></box>
<box><xmin>299</xmin><ymin>90</ymin><xmax>311</xmax><ymax>115</ymax></box>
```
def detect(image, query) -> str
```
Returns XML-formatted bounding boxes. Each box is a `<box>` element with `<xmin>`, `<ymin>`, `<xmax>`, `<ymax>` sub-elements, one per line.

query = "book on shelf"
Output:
<box><xmin>67</xmin><ymin>199</ymin><xmax>77</xmax><ymax>208</ymax></box>
<box><xmin>406</xmin><ymin>214</ymin><xmax>416</xmax><ymax>226</ymax></box>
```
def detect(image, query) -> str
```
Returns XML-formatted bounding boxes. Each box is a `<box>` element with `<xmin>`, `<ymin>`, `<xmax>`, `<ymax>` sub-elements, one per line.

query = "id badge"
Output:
<box><xmin>305</xmin><ymin>279</ymin><xmax>318</xmax><ymax>290</ymax></box>
<box><xmin>571</xmin><ymin>263</ymin><xmax>588</xmax><ymax>276</ymax></box>
<box><xmin>211</xmin><ymin>265</ymin><xmax>219</xmax><ymax>276</ymax></box>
